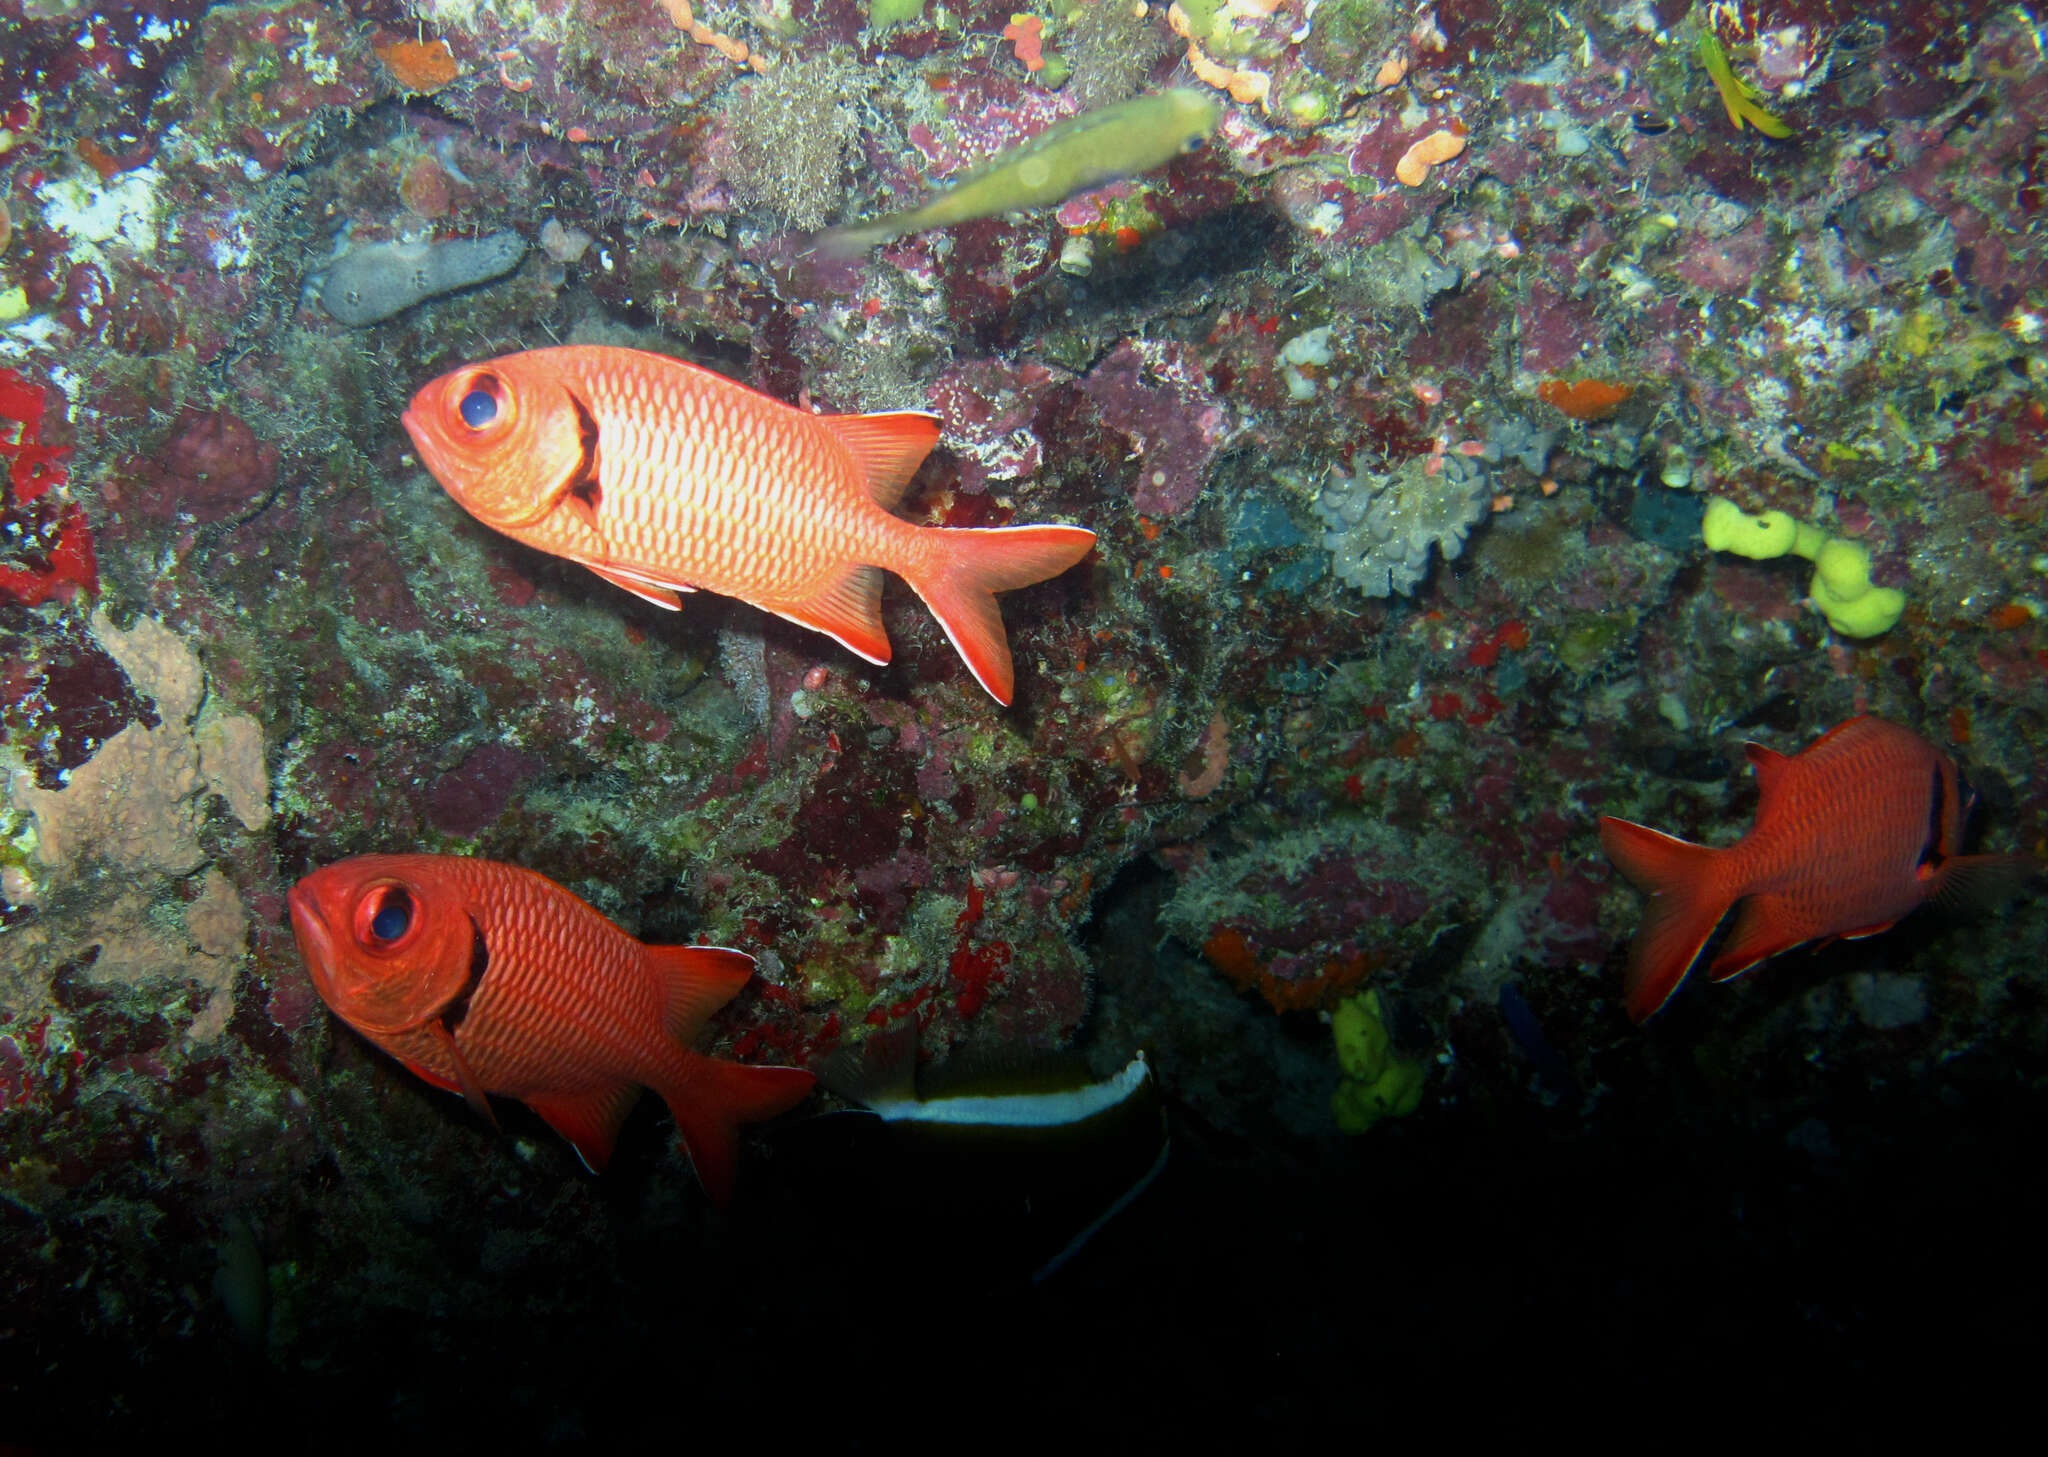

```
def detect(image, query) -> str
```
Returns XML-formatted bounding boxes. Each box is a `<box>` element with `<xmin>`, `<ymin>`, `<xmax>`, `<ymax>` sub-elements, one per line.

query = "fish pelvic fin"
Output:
<box><xmin>906</xmin><ymin>524</ymin><xmax>1096</xmax><ymax>705</ymax></box>
<box><xmin>819</xmin><ymin>410</ymin><xmax>940</xmax><ymax>512</ymax></box>
<box><xmin>526</xmin><ymin>1083</ymin><xmax>642</xmax><ymax>1174</ymax></box>
<box><xmin>1598</xmin><ymin>816</ymin><xmax>1737</xmax><ymax>1023</ymax></box>
<box><xmin>777</xmin><ymin>562</ymin><xmax>892</xmax><ymax>666</ymax></box>
<box><xmin>642</xmin><ymin>943</ymin><xmax>756</xmax><ymax>1044</ymax></box>
<box><xmin>658</xmin><ymin>1056</ymin><xmax>817</xmax><ymax>1208</ymax></box>
<box><xmin>587</xmin><ymin>562</ymin><xmax>690</xmax><ymax>610</ymax></box>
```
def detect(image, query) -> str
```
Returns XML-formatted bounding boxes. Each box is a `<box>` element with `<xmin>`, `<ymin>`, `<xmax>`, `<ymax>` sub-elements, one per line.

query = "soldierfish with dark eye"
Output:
<box><xmin>1600</xmin><ymin>716</ymin><xmax>2038</xmax><ymax>1023</ymax></box>
<box><xmin>402</xmin><ymin>344</ymin><xmax>1096</xmax><ymax>704</ymax></box>
<box><xmin>289</xmin><ymin>853</ymin><xmax>815</xmax><ymax>1203</ymax></box>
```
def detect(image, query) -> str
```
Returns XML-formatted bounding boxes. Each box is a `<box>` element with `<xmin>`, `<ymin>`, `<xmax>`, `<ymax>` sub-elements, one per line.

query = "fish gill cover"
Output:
<box><xmin>0</xmin><ymin>0</ymin><xmax>2045</xmax><ymax>1440</ymax></box>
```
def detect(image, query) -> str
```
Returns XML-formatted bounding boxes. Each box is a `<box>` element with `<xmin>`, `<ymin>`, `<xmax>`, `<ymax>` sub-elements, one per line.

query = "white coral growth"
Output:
<box><xmin>1314</xmin><ymin>453</ymin><xmax>1489</xmax><ymax>598</ymax></box>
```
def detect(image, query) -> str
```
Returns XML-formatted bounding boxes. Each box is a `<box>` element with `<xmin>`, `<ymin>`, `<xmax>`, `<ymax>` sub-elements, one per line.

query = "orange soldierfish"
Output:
<box><xmin>401</xmin><ymin>345</ymin><xmax>1096</xmax><ymax>706</ymax></box>
<box><xmin>288</xmin><ymin>853</ymin><xmax>814</xmax><ymax>1202</ymax></box>
<box><xmin>1599</xmin><ymin>716</ymin><xmax>2034</xmax><ymax>1023</ymax></box>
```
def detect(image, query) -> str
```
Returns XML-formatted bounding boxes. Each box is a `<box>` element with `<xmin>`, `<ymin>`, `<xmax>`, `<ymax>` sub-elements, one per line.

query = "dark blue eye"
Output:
<box><xmin>459</xmin><ymin>387</ymin><xmax>498</xmax><ymax>429</ymax></box>
<box><xmin>368</xmin><ymin>889</ymin><xmax>413</xmax><ymax>943</ymax></box>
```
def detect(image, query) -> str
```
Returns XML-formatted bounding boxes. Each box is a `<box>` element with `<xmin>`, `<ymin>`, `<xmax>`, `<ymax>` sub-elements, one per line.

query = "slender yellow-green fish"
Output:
<box><xmin>817</xmin><ymin>88</ymin><xmax>1222</xmax><ymax>256</ymax></box>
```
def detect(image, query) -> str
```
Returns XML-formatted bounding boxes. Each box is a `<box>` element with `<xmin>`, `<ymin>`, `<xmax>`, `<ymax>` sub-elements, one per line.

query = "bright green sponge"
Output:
<box><xmin>1701</xmin><ymin>497</ymin><xmax>1905</xmax><ymax>637</ymax></box>
<box><xmin>1331</xmin><ymin>989</ymin><xmax>1425</xmax><ymax>1135</ymax></box>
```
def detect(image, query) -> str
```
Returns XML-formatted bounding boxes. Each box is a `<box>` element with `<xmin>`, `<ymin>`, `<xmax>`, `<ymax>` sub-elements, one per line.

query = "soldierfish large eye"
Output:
<box><xmin>452</xmin><ymin>371</ymin><xmax>509</xmax><ymax>433</ymax></box>
<box><xmin>355</xmin><ymin>883</ymin><xmax>417</xmax><ymax>950</ymax></box>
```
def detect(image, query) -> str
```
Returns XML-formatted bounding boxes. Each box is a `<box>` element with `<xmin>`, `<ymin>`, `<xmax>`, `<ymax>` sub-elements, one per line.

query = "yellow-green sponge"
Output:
<box><xmin>1701</xmin><ymin>497</ymin><xmax>1905</xmax><ymax>637</ymax></box>
<box><xmin>1331</xmin><ymin>989</ymin><xmax>1425</xmax><ymax>1135</ymax></box>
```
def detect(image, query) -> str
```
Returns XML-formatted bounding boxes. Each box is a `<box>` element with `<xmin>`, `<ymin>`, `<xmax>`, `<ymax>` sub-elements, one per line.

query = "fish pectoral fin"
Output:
<box><xmin>422</xmin><ymin>1019</ymin><xmax>500</xmax><ymax>1130</ymax></box>
<box><xmin>1704</xmin><ymin>898</ymin><xmax>1806</xmax><ymax>982</ymax></box>
<box><xmin>586</xmin><ymin>562</ymin><xmax>694</xmax><ymax>610</ymax></box>
<box><xmin>773</xmin><ymin>562</ymin><xmax>892</xmax><ymax>665</ymax></box>
<box><xmin>525</xmin><ymin>1084</ymin><xmax>643</xmax><ymax>1175</ymax></box>
<box><xmin>817</xmin><ymin>411</ymin><xmax>941</xmax><ymax>511</ymax></box>
<box><xmin>1932</xmin><ymin>853</ymin><xmax>2042</xmax><ymax>912</ymax></box>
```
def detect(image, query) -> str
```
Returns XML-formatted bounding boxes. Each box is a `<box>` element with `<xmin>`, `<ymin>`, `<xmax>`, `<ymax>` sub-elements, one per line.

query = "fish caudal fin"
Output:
<box><xmin>906</xmin><ymin>525</ymin><xmax>1096</xmax><ymax>705</ymax></box>
<box><xmin>812</xmin><ymin>221</ymin><xmax>898</xmax><ymax>259</ymax></box>
<box><xmin>659</xmin><ymin>1058</ymin><xmax>817</xmax><ymax>1207</ymax></box>
<box><xmin>1598</xmin><ymin>816</ymin><xmax>1737</xmax><ymax>1023</ymax></box>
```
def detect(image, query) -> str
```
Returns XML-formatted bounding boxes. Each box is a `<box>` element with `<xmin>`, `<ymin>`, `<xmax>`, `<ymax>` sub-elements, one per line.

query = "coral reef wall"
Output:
<box><xmin>1</xmin><ymin>0</ymin><xmax>2044</xmax><ymax>1436</ymax></box>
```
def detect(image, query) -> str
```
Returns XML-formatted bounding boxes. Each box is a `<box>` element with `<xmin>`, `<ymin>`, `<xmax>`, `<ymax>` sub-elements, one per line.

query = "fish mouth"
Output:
<box><xmin>286</xmin><ymin>884</ymin><xmax>338</xmax><ymax>994</ymax></box>
<box><xmin>399</xmin><ymin>401</ymin><xmax>447</xmax><ymax>482</ymax></box>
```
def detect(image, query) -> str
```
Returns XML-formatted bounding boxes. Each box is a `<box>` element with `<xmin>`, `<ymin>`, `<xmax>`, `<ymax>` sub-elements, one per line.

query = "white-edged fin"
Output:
<box><xmin>587</xmin><ymin>562</ymin><xmax>693</xmax><ymax>610</ymax></box>
<box><xmin>766</xmin><ymin>562</ymin><xmax>892</xmax><ymax>665</ymax></box>
<box><xmin>1032</xmin><ymin>1130</ymin><xmax>1170</xmax><ymax>1285</ymax></box>
<box><xmin>875</xmin><ymin>1053</ymin><xmax>1151</xmax><ymax>1128</ymax></box>
<box><xmin>816</xmin><ymin>411</ymin><xmax>941</xmax><ymax>511</ymax></box>
<box><xmin>641</xmin><ymin>943</ymin><xmax>756</xmax><ymax>1045</ymax></box>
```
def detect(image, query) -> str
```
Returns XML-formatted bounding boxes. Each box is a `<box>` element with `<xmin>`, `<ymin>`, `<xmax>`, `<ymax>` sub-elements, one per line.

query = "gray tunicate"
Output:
<box><xmin>317</xmin><ymin>230</ymin><xmax>527</xmax><ymax>326</ymax></box>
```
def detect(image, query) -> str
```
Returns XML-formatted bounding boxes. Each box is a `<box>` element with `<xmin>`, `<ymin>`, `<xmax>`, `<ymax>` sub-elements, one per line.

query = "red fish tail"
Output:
<box><xmin>906</xmin><ymin>525</ymin><xmax>1096</xmax><ymax>705</ymax></box>
<box><xmin>1598</xmin><ymin>816</ymin><xmax>1739</xmax><ymax>1023</ymax></box>
<box><xmin>658</xmin><ymin>1057</ymin><xmax>816</xmax><ymax>1208</ymax></box>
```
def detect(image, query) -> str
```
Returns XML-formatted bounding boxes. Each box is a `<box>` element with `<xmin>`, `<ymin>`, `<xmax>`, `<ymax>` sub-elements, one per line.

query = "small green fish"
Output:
<box><xmin>818</xmin><ymin>88</ymin><xmax>1222</xmax><ymax>256</ymax></box>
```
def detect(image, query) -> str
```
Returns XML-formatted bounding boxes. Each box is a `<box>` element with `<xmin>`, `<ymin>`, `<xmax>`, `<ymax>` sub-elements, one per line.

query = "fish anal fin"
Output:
<box><xmin>643</xmin><ymin>942</ymin><xmax>756</xmax><ymax>1044</ymax></box>
<box><xmin>656</xmin><ymin>1057</ymin><xmax>816</xmax><ymax>1207</ymax></box>
<box><xmin>1598</xmin><ymin>815</ymin><xmax>1737</xmax><ymax>1022</ymax></box>
<box><xmin>904</xmin><ymin>524</ymin><xmax>1096</xmax><ymax>705</ymax></box>
<box><xmin>587</xmin><ymin>562</ymin><xmax>691</xmax><ymax>610</ymax></box>
<box><xmin>775</xmin><ymin>562</ymin><xmax>892</xmax><ymax>666</ymax></box>
<box><xmin>819</xmin><ymin>411</ymin><xmax>941</xmax><ymax>512</ymax></box>
<box><xmin>1705</xmin><ymin>896</ymin><xmax>1807</xmax><ymax>982</ymax></box>
<box><xmin>525</xmin><ymin>1082</ymin><xmax>642</xmax><ymax>1174</ymax></box>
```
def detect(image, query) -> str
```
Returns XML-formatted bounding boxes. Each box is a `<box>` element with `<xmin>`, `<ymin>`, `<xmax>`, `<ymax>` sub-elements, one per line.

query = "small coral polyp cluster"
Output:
<box><xmin>1313</xmin><ymin>452</ymin><xmax>1489</xmax><ymax>598</ymax></box>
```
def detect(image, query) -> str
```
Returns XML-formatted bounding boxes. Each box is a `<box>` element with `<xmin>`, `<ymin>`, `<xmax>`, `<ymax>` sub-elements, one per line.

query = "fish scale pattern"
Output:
<box><xmin>461</xmin><ymin>865</ymin><xmax>669</xmax><ymax>1093</ymax></box>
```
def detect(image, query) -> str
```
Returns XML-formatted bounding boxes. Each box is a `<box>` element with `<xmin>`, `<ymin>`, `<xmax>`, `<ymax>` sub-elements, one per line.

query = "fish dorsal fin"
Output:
<box><xmin>525</xmin><ymin>1083</ymin><xmax>642</xmax><ymax>1174</ymax></box>
<box><xmin>585</xmin><ymin>562</ymin><xmax>690</xmax><ymax>610</ymax></box>
<box><xmin>643</xmin><ymin>943</ymin><xmax>756</xmax><ymax>1044</ymax></box>
<box><xmin>771</xmin><ymin>563</ymin><xmax>891</xmax><ymax>665</ymax></box>
<box><xmin>1744</xmin><ymin>741</ymin><xmax>1794</xmax><ymax>803</ymax></box>
<box><xmin>816</xmin><ymin>411</ymin><xmax>940</xmax><ymax>511</ymax></box>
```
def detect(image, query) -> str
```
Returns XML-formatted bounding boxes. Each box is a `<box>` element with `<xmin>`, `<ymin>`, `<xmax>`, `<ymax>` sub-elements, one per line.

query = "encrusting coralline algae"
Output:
<box><xmin>317</xmin><ymin>229</ymin><xmax>526</xmax><ymax>326</ymax></box>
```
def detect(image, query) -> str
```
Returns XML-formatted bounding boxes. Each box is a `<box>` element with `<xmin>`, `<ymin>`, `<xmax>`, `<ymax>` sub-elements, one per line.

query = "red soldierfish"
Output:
<box><xmin>401</xmin><ymin>345</ymin><xmax>1096</xmax><ymax>706</ymax></box>
<box><xmin>1600</xmin><ymin>716</ymin><xmax>2033</xmax><ymax>1023</ymax></box>
<box><xmin>288</xmin><ymin>853</ymin><xmax>814</xmax><ymax>1203</ymax></box>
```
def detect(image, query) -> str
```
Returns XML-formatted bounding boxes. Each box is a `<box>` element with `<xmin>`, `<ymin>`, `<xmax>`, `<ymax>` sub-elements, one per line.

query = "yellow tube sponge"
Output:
<box><xmin>1700</xmin><ymin>498</ymin><xmax>1905</xmax><ymax>638</ymax></box>
<box><xmin>1331</xmin><ymin>989</ymin><xmax>1425</xmax><ymax>1135</ymax></box>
